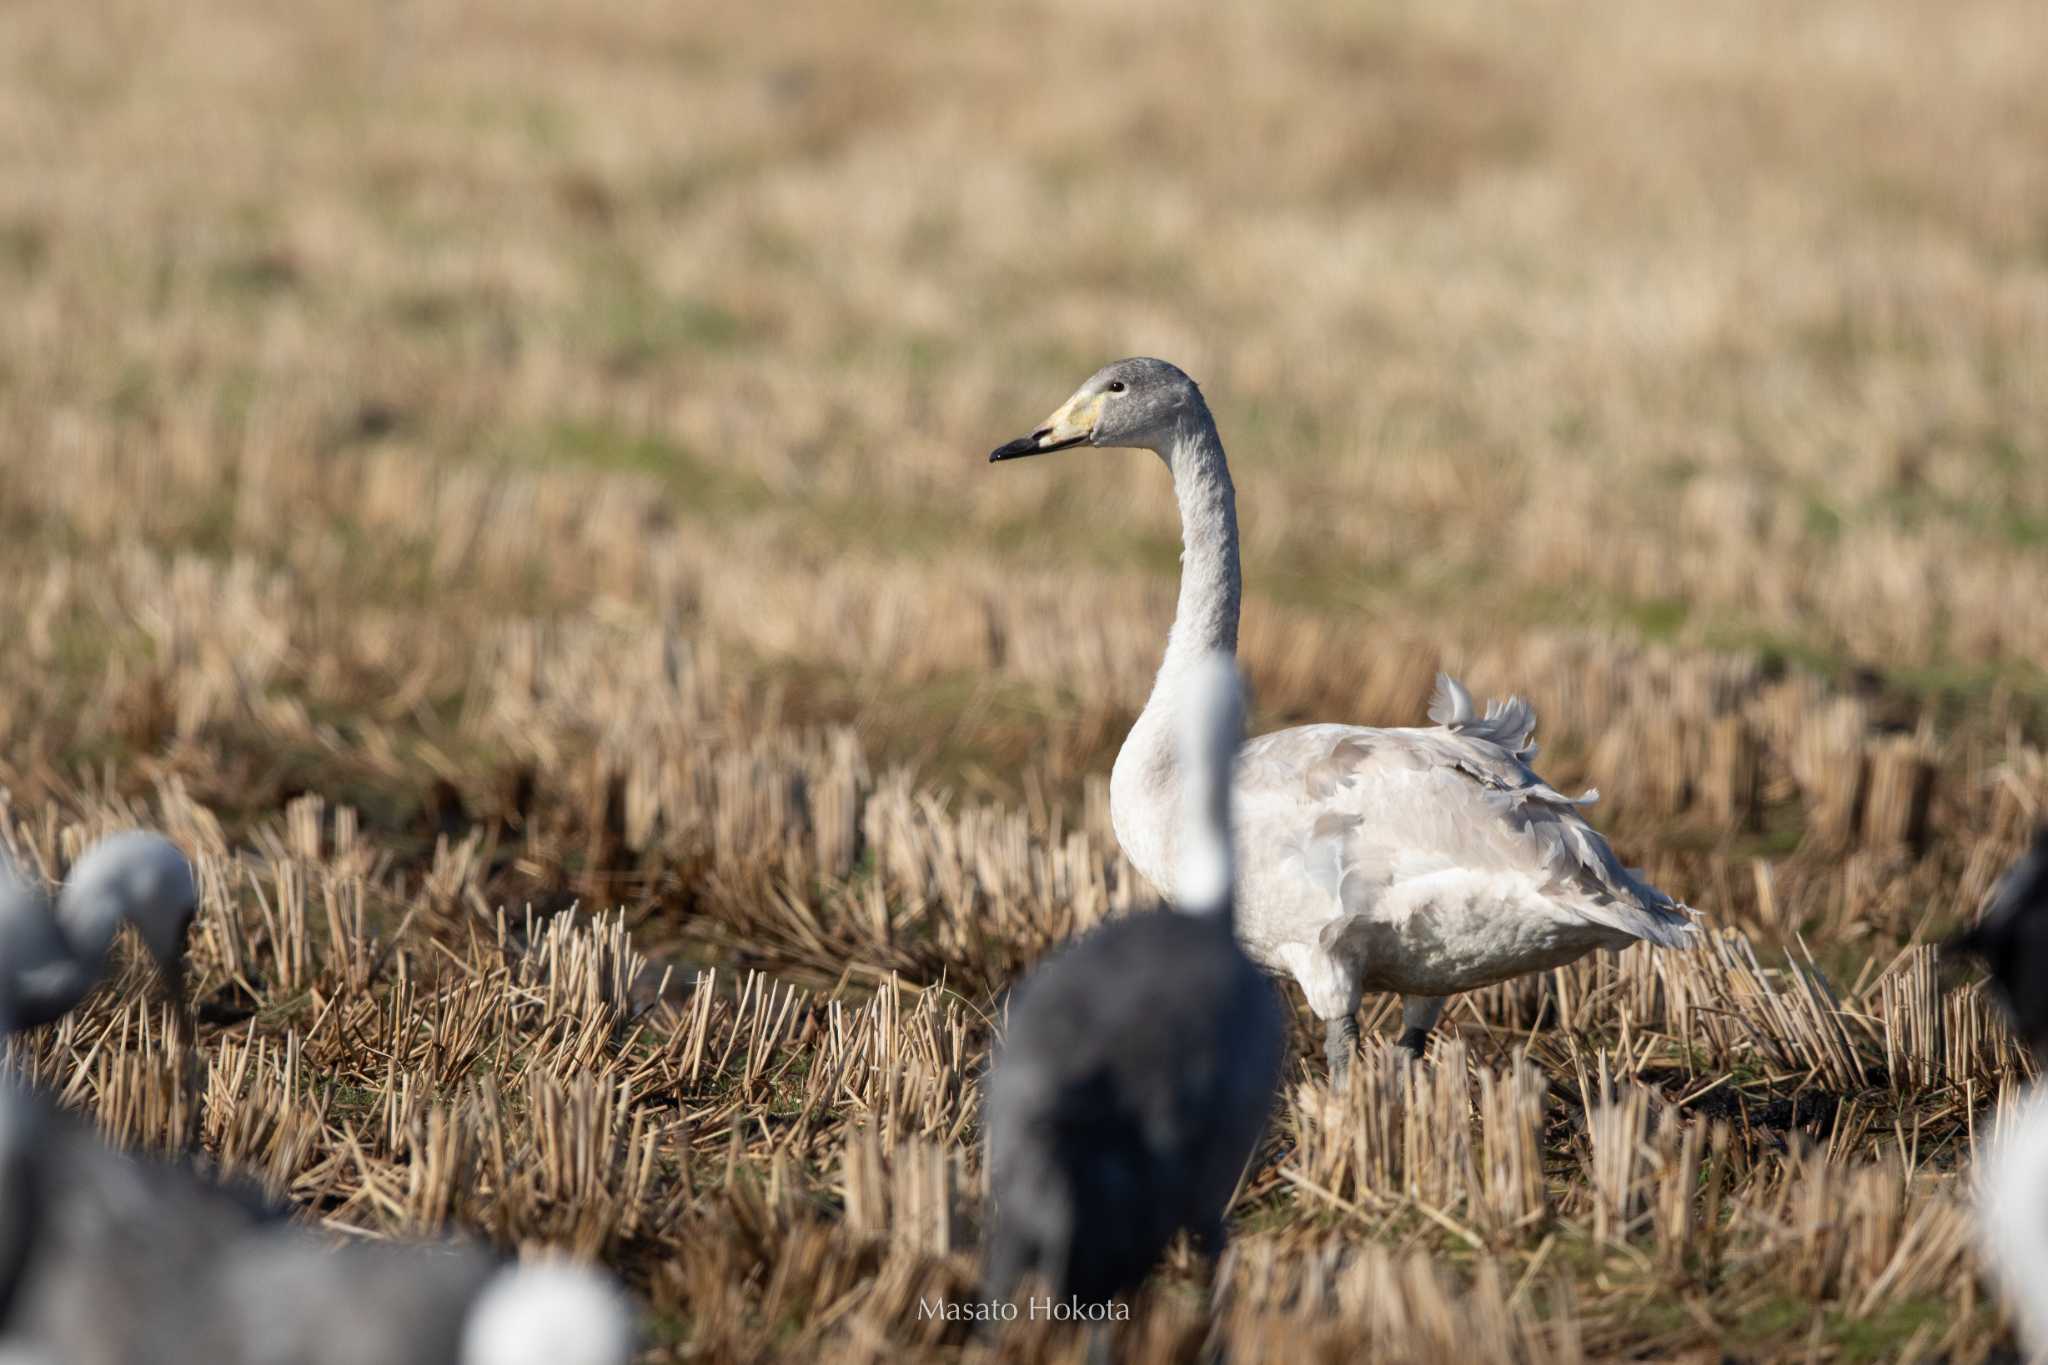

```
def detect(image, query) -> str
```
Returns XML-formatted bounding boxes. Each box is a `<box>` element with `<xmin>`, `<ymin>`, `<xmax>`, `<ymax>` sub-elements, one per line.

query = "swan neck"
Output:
<box><xmin>1161</xmin><ymin>414</ymin><xmax>1240</xmax><ymax>678</ymax></box>
<box><xmin>1110</xmin><ymin>412</ymin><xmax>1242</xmax><ymax>905</ymax></box>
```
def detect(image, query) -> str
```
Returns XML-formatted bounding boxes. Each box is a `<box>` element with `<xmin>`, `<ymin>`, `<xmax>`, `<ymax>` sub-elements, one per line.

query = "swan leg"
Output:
<box><xmin>1397</xmin><ymin>995</ymin><xmax>1446</xmax><ymax>1058</ymax></box>
<box><xmin>1323</xmin><ymin>1014</ymin><xmax>1359</xmax><ymax>1081</ymax></box>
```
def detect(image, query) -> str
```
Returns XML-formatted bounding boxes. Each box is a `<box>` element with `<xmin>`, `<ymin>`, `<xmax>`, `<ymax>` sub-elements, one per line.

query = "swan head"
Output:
<box><xmin>55</xmin><ymin>831</ymin><xmax>199</xmax><ymax>1014</ymax></box>
<box><xmin>989</xmin><ymin>357</ymin><xmax>1204</xmax><ymax>461</ymax></box>
<box><xmin>1947</xmin><ymin>826</ymin><xmax>2048</xmax><ymax>1061</ymax></box>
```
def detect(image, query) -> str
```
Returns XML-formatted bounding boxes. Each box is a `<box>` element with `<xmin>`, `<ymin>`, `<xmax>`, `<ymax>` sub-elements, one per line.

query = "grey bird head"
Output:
<box><xmin>989</xmin><ymin>358</ymin><xmax>1205</xmax><ymax>461</ymax></box>
<box><xmin>57</xmin><ymin>832</ymin><xmax>200</xmax><ymax>1016</ymax></box>
<box><xmin>1946</xmin><ymin>827</ymin><xmax>2048</xmax><ymax>1062</ymax></box>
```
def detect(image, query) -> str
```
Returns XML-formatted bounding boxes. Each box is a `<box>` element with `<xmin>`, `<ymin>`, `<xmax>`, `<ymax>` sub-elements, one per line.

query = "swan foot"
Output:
<box><xmin>1396</xmin><ymin>995</ymin><xmax>1445</xmax><ymax>1062</ymax></box>
<box><xmin>1324</xmin><ymin>1014</ymin><xmax>1359</xmax><ymax>1083</ymax></box>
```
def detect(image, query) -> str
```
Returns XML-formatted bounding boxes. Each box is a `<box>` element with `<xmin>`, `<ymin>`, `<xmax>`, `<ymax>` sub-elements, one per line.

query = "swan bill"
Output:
<box><xmin>989</xmin><ymin>431</ymin><xmax>1087</xmax><ymax>461</ymax></box>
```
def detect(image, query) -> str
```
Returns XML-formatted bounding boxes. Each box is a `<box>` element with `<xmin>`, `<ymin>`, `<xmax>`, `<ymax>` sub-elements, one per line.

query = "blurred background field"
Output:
<box><xmin>1</xmin><ymin>0</ymin><xmax>2046</xmax><ymax>1360</ymax></box>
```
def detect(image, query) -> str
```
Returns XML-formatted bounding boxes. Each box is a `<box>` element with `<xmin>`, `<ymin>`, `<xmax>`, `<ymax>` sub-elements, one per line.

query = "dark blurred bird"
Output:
<box><xmin>0</xmin><ymin>832</ymin><xmax>199</xmax><ymax>1032</ymax></box>
<box><xmin>0</xmin><ymin>832</ymin><xmax>235</xmax><ymax>1356</ymax></box>
<box><xmin>0</xmin><ymin>1079</ymin><xmax>634</xmax><ymax>1365</ymax></box>
<box><xmin>1947</xmin><ymin>827</ymin><xmax>2048</xmax><ymax>1059</ymax></box>
<box><xmin>0</xmin><ymin>1078</ymin><xmax>285</xmax><ymax>1359</ymax></box>
<box><xmin>982</xmin><ymin>652</ymin><xmax>1285</xmax><ymax>1328</ymax></box>
<box><xmin>1946</xmin><ymin>826</ymin><xmax>2048</xmax><ymax>1356</ymax></box>
<box><xmin>0</xmin><ymin>833</ymin><xmax>636</xmax><ymax>1365</ymax></box>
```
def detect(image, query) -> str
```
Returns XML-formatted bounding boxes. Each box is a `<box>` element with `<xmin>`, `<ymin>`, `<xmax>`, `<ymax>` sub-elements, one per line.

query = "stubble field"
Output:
<box><xmin>1</xmin><ymin>0</ymin><xmax>2046</xmax><ymax>1358</ymax></box>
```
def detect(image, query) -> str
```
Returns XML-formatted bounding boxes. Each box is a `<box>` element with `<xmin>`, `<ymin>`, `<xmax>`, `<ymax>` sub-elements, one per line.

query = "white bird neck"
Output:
<box><xmin>1110</xmin><ymin>412</ymin><xmax>1242</xmax><ymax>906</ymax></box>
<box><xmin>1161</xmin><ymin>414</ymin><xmax>1241</xmax><ymax>671</ymax></box>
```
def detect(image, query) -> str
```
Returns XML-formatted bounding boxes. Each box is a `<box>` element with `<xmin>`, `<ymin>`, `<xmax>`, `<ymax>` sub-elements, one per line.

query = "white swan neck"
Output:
<box><xmin>1160</xmin><ymin>415</ymin><xmax>1240</xmax><ymax>674</ymax></box>
<box><xmin>1110</xmin><ymin>412</ymin><xmax>1243</xmax><ymax>907</ymax></box>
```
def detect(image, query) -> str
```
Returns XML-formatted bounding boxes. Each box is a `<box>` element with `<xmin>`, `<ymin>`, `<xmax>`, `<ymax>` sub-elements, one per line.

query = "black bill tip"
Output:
<box><xmin>989</xmin><ymin>431</ymin><xmax>1088</xmax><ymax>463</ymax></box>
<box><xmin>989</xmin><ymin>435</ymin><xmax>1042</xmax><ymax>462</ymax></box>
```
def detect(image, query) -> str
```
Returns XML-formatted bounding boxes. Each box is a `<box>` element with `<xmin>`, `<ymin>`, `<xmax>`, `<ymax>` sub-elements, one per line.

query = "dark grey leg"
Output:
<box><xmin>1397</xmin><ymin>995</ymin><xmax>1446</xmax><ymax>1059</ymax></box>
<box><xmin>1324</xmin><ymin>1013</ymin><xmax>1359</xmax><ymax>1081</ymax></box>
<box><xmin>1085</xmin><ymin>1322</ymin><xmax>1115</xmax><ymax>1365</ymax></box>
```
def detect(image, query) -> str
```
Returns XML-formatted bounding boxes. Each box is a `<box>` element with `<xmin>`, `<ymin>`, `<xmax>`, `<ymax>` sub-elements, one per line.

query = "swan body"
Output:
<box><xmin>1168</xmin><ymin>685</ymin><xmax>1690</xmax><ymax>1010</ymax></box>
<box><xmin>993</xmin><ymin>358</ymin><xmax>1693</xmax><ymax>1072</ymax></box>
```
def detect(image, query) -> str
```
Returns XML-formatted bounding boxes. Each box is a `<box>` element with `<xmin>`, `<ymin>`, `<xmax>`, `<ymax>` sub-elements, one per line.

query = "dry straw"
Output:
<box><xmin>0</xmin><ymin>0</ymin><xmax>2044</xmax><ymax>1356</ymax></box>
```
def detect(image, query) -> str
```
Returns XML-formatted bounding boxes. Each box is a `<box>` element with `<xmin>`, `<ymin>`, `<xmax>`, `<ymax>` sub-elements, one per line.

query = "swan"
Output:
<box><xmin>983</xmin><ymin>653</ymin><xmax>1284</xmax><ymax>1325</ymax></box>
<box><xmin>991</xmin><ymin>358</ymin><xmax>1694</xmax><ymax>1076</ymax></box>
<box><xmin>0</xmin><ymin>833</ymin><xmax>199</xmax><ymax>1032</ymax></box>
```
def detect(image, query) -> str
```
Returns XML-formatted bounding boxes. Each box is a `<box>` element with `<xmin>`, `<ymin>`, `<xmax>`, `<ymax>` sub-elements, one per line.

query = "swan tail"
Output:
<box><xmin>1428</xmin><ymin>672</ymin><xmax>1540</xmax><ymax>762</ymax></box>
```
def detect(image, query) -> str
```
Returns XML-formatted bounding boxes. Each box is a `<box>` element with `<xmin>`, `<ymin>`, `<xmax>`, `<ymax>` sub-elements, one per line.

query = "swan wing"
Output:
<box><xmin>1237</xmin><ymin>673</ymin><xmax>1694</xmax><ymax>949</ymax></box>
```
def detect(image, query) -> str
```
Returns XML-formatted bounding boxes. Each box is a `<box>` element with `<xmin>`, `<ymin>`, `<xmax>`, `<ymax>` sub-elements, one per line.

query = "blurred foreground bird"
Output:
<box><xmin>1949</xmin><ymin>829</ymin><xmax>2048</xmax><ymax>1060</ymax></box>
<box><xmin>0</xmin><ymin>833</ymin><xmax>637</xmax><ymax>1365</ymax></box>
<box><xmin>1946</xmin><ymin>827</ymin><xmax>2048</xmax><ymax>1356</ymax></box>
<box><xmin>0</xmin><ymin>832</ymin><xmax>198</xmax><ymax>1033</ymax></box>
<box><xmin>0</xmin><ymin>1079</ymin><xmax>635</xmax><ymax>1365</ymax></box>
<box><xmin>991</xmin><ymin>359</ymin><xmax>1694</xmax><ymax>1077</ymax></box>
<box><xmin>982</xmin><ymin>653</ymin><xmax>1285</xmax><ymax>1342</ymax></box>
<box><xmin>205</xmin><ymin>1231</ymin><xmax>636</xmax><ymax>1365</ymax></box>
<box><xmin>0</xmin><ymin>1077</ymin><xmax>285</xmax><ymax>1356</ymax></box>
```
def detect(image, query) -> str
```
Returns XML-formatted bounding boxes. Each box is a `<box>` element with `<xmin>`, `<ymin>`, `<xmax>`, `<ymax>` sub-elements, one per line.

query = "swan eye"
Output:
<box><xmin>1107</xmin><ymin>380</ymin><xmax>1126</xmax><ymax>393</ymax></box>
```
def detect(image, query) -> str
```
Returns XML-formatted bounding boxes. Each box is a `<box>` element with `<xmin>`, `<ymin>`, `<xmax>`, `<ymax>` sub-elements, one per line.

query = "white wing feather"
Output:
<box><xmin>1243</xmin><ymin>673</ymin><xmax>1693</xmax><ymax>953</ymax></box>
